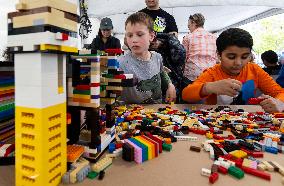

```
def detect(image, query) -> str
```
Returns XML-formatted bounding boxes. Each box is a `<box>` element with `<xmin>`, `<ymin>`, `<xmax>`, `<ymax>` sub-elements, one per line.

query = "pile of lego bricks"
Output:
<box><xmin>0</xmin><ymin>62</ymin><xmax>14</xmax><ymax>142</ymax></box>
<box><xmin>111</xmin><ymin>105</ymin><xmax>284</xmax><ymax>183</ymax></box>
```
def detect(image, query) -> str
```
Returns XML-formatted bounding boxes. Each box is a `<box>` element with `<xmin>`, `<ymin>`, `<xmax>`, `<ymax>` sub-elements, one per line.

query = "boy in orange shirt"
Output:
<box><xmin>182</xmin><ymin>28</ymin><xmax>284</xmax><ymax>113</ymax></box>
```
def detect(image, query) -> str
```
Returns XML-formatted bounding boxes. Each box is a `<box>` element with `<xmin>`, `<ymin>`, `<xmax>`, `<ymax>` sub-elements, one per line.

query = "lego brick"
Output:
<box><xmin>190</xmin><ymin>145</ymin><xmax>201</xmax><ymax>152</ymax></box>
<box><xmin>241</xmin><ymin>166</ymin><xmax>271</xmax><ymax>180</ymax></box>
<box><xmin>8</xmin><ymin>32</ymin><xmax>77</xmax><ymax>52</ymax></box>
<box><xmin>128</xmin><ymin>138</ymin><xmax>147</xmax><ymax>162</ymax></box>
<box><xmin>228</xmin><ymin>166</ymin><xmax>244</xmax><ymax>179</ymax></box>
<box><xmin>12</xmin><ymin>8</ymin><xmax>77</xmax><ymax>32</ymax></box>
<box><xmin>209</xmin><ymin>172</ymin><xmax>219</xmax><ymax>184</ymax></box>
<box><xmin>8</xmin><ymin>6</ymin><xmax>78</xmax><ymax>22</ymax></box>
<box><xmin>134</xmin><ymin>136</ymin><xmax>153</xmax><ymax>160</ymax></box>
<box><xmin>142</xmin><ymin>135</ymin><xmax>159</xmax><ymax>157</ymax></box>
<box><xmin>201</xmin><ymin>168</ymin><xmax>211</xmax><ymax>177</ymax></box>
<box><xmin>14</xmin><ymin>53</ymin><xmax>66</xmax><ymax>108</ymax></box>
<box><xmin>67</xmin><ymin>145</ymin><xmax>84</xmax><ymax>162</ymax></box>
<box><xmin>16</xmin><ymin>0</ymin><xmax>77</xmax><ymax>14</ymax></box>
<box><xmin>15</xmin><ymin>103</ymin><xmax>67</xmax><ymax>186</ymax></box>
<box><xmin>122</xmin><ymin>142</ymin><xmax>134</xmax><ymax>162</ymax></box>
<box><xmin>91</xmin><ymin>157</ymin><xmax>112</xmax><ymax>173</ymax></box>
<box><xmin>124</xmin><ymin>139</ymin><xmax>142</xmax><ymax>164</ymax></box>
<box><xmin>40</xmin><ymin>44</ymin><xmax>78</xmax><ymax>53</ymax></box>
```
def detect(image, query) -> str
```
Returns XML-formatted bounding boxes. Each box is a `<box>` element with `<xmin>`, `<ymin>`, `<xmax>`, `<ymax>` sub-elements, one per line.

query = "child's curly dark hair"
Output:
<box><xmin>216</xmin><ymin>28</ymin><xmax>253</xmax><ymax>55</ymax></box>
<box><xmin>261</xmin><ymin>50</ymin><xmax>279</xmax><ymax>64</ymax></box>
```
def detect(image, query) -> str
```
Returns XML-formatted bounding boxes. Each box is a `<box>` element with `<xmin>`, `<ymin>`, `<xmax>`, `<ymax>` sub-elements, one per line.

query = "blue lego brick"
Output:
<box><xmin>107</xmin><ymin>59</ymin><xmax>119</xmax><ymax>68</ymax></box>
<box><xmin>108</xmin><ymin>143</ymin><xmax>116</xmax><ymax>153</ymax></box>
<box><xmin>265</xmin><ymin>147</ymin><xmax>278</xmax><ymax>154</ymax></box>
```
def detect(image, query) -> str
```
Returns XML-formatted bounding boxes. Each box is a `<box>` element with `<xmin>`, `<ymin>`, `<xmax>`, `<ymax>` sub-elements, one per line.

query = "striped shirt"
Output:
<box><xmin>182</xmin><ymin>28</ymin><xmax>217</xmax><ymax>81</ymax></box>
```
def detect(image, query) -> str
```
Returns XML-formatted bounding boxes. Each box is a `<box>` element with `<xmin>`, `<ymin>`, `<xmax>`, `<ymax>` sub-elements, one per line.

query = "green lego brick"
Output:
<box><xmin>162</xmin><ymin>143</ymin><xmax>172</xmax><ymax>151</ymax></box>
<box><xmin>87</xmin><ymin>171</ymin><xmax>98</xmax><ymax>179</ymax></box>
<box><xmin>73</xmin><ymin>89</ymin><xmax>90</xmax><ymax>95</ymax></box>
<box><xmin>228</xmin><ymin>166</ymin><xmax>244</xmax><ymax>179</ymax></box>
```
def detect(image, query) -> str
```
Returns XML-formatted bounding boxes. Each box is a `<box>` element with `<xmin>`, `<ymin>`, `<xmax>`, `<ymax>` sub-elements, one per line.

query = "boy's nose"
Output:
<box><xmin>234</xmin><ymin>58</ymin><xmax>242</xmax><ymax>65</ymax></box>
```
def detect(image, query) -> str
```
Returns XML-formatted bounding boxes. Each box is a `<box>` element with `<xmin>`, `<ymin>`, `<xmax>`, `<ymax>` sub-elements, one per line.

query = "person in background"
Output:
<box><xmin>261</xmin><ymin>50</ymin><xmax>281</xmax><ymax>75</ymax></box>
<box><xmin>118</xmin><ymin>12</ymin><xmax>176</xmax><ymax>104</ymax></box>
<box><xmin>150</xmin><ymin>33</ymin><xmax>186</xmax><ymax>103</ymax></box>
<box><xmin>182</xmin><ymin>28</ymin><xmax>284</xmax><ymax>113</ymax></box>
<box><xmin>89</xmin><ymin>17</ymin><xmax>121</xmax><ymax>54</ymax></box>
<box><xmin>182</xmin><ymin>13</ymin><xmax>217</xmax><ymax>82</ymax></box>
<box><xmin>139</xmin><ymin>0</ymin><xmax>178</xmax><ymax>37</ymax></box>
<box><xmin>276</xmin><ymin>65</ymin><xmax>284</xmax><ymax>88</ymax></box>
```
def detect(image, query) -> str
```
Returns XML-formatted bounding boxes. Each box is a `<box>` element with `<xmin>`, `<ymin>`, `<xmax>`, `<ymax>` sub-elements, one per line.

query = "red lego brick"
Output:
<box><xmin>62</xmin><ymin>33</ymin><xmax>69</xmax><ymax>40</ymax></box>
<box><xmin>209</xmin><ymin>172</ymin><xmax>219</xmax><ymax>183</ymax></box>
<box><xmin>218</xmin><ymin>166</ymin><xmax>228</xmax><ymax>174</ymax></box>
<box><xmin>241</xmin><ymin>166</ymin><xmax>271</xmax><ymax>180</ymax></box>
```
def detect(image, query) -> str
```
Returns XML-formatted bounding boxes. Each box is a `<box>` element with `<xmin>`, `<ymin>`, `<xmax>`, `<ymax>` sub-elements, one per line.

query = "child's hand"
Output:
<box><xmin>204</xmin><ymin>79</ymin><xmax>242</xmax><ymax>97</ymax></box>
<box><xmin>165</xmin><ymin>83</ymin><xmax>176</xmax><ymax>103</ymax></box>
<box><xmin>259</xmin><ymin>95</ymin><xmax>284</xmax><ymax>113</ymax></box>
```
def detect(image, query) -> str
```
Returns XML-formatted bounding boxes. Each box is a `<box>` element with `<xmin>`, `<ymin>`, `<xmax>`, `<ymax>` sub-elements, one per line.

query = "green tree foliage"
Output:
<box><xmin>241</xmin><ymin>14</ymin><xmax>284</xmax><ymax>55</ymax></box>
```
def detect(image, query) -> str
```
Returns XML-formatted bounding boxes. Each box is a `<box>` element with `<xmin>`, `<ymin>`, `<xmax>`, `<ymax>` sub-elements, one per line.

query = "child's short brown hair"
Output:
<box><xmin>125</xmin><ymin>12</ymin><xmax>154</xmax><ymax>32</ymax></box>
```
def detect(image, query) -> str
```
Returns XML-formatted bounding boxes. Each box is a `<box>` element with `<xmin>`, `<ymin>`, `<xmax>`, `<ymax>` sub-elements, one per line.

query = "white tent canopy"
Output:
<box><xmin>86</xmin><ymin>0</ymin><xmax>284</xmax><ymax>43</ymax></box>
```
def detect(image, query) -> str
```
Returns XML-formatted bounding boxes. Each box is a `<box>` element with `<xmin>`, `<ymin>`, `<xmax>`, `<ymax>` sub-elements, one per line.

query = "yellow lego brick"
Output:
<box><xmin>0</xmin><ymin>86</ymin><xmax>14</xmax><ymax>91</ymax></box>
<box><xmin>73</xmin><ymin>94</ymin><xmax>91</xmax><ymax>99</ymax></box>
<box><xmin>16</xmin><ymin>103</ymin><xmax>66</xmax><ymax>186</ymax></box>
<box><xmin>68</xmin><ymin>98</ymin><xmax>100</xmax><ymax>108</ymax></box>
<box><xmin>229</xmin><ymin>150</ymin><xmax>247</xmax><ymax>159</ymax></box>
<box><xmin>58</xmin><ymin>86</ymin><xmax>64</xmax><ymax>94</ymax></box>
<box><xmin>138</xmin><ymin>136</ymin><xmax>157</xmax><ymax>158</ymax></box>
<box><xmin>72</xmin><ymin>97</ymin><xmax>90</xmax><ymax>103</ymax></box>
<box><xmin>17</xmin><ymin>0</ymin><xmax>77</xmax><ymax>14</ymax></box>
<box><xmin>16</xmin><ymin>3</ymin><xmax>27</xmax><ymax>10</ymax></box>
<box><xmin>13</xmin><ymin>8</ymin><xmax>77</xmax><ymax>32</ymax></box>
<box><xmin>69</xmin><ymin>158</ymin><xmax>89</xmax><ymax>183</ymax></box>
<box><xmin>91</xmin><ymin>157</ymin><xmax>112</xmax><ymax>173</ymax></box>
<box><xmin>100</xmin><ymin>98</ymin><xmax>116</xmax><ymax>105</ymax></box>
<box><xmin>105</xmin><ymin>86</ymin><xmax>123</xmax><ymax>91</ymax></box>
<box><xmin>134</xmin><ymin>136</ymin><xmax>154</xmax><ymax>160</ymax></box>
<box><xmin>40</xmin><ymin>44</ymin><xmax>78</xmax><ymax>53</ymax></box>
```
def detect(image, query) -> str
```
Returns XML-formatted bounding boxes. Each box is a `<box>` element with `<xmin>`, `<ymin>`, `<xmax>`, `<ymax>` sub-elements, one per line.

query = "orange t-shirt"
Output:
<box><xmin>182</xmin><ymin>63</ymin><xmax>284</xmax><ymax>104</ymax></box>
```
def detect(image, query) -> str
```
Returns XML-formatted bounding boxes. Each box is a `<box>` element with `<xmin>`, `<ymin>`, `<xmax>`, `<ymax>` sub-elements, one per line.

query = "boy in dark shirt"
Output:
<box><xmin>139</xmin><ymin>0</ymin><xmax>178</xmax><ymax>36</ymax></box>
<box><xmin>261</xmin><ymin>50</ymin><xmax>281</xmax><ymax>75</ymax></box>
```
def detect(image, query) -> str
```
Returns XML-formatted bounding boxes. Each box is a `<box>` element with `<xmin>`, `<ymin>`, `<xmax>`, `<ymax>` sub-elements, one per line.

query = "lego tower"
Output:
<box><xmin>7</xmin><ymin>0</ymin><xmax>78</xmax><ymax>185</ymax></box>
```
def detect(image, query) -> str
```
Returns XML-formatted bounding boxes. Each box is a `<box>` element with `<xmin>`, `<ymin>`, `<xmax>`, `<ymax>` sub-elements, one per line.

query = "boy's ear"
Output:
<box><xmin>217</xmin><ymin>53</ymin><xmax>221</xmax><ymax>63</ymax></box>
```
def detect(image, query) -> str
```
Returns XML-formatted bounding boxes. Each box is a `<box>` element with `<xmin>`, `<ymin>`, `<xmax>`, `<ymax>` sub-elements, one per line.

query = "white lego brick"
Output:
<box><xmin>174</xmin><ymin>136</ymin><xmax>197</xmax><ymax>141</ymax></box>
<box><xmin>261</xmin><ymin>161</ymin><xmax>274</xmax><ymax>172</ymax></box>
<box><xmin>124</xmin><ymin>74</ymin><xmax>133</xmax><ymax>79</ymax></box>
<box><xmin>213</xmin><ymin>160</ymin><xmax>221</xmax><ymax>166</ymax></box>
<box><xmin>91</xmin><ymin>87</ymin><xmax>100</xmax><ymax>95</ymax></box>
<box><xmin>8</xmin><ymin>32</ymin><xmax>78</xmax><ymax>51</ymax></box>
<box><xmin>90</xmin><ymin>98</ymin><xmax>100</xmax><ymax>104</ymax></box>
<box><xmin>201</xmin><ymin>168</ymin><xmax>211</xmax><ymax>177</ymax></box>
<box><xmin>100</xmin><ymin>135</ymin><xmax>115</xmax><ymax>153</ymax></box>
<box><xmin>91</xmin><ymin>75</ymin><xmax>100</xmax><ymax>83</ymax></box>
<box><xmin>16</xmin><ymin>85</ymin><xmax>66</xmax><ymax>108</ymax></box>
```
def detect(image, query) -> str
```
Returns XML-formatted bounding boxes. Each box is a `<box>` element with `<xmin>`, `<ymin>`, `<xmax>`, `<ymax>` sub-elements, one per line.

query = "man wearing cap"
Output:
<box><xmin>139</xmin><ymin>0</ymin><xmax>178</xmax><ymax>37</ymax></box>
<box><xmin>182</xmin><ymin>13</ymin><xmax>217</xmax><ymax>82</ymax></box>
<box><xmin>89</xmin><ymin>17</ymin><xmax>121</xmax><ymax>54</ymax></box>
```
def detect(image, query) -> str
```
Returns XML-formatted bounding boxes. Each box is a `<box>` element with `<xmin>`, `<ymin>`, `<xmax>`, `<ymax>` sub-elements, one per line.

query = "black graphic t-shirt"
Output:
<box><xmin>139</xmin><ymin>8</ymin><xmax>178</xmax><ymax>34</ymax></box>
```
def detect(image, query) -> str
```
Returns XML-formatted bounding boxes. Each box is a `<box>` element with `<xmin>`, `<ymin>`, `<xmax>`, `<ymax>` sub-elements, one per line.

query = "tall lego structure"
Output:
<box><xmin>7</xmin><ymin>0</ymin><xmax>78</xmax><ymax>185</ymax></box>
